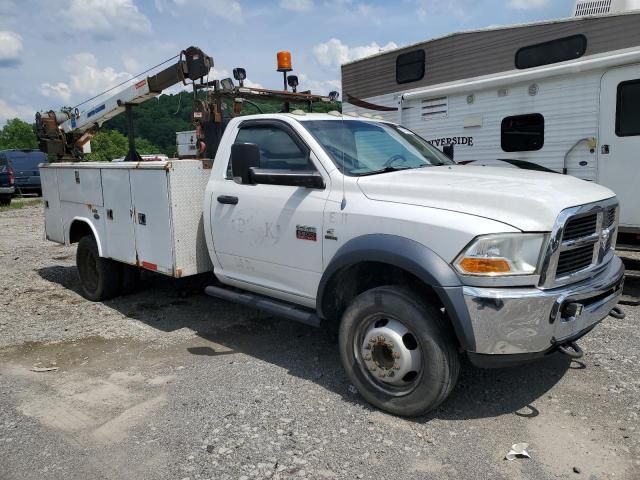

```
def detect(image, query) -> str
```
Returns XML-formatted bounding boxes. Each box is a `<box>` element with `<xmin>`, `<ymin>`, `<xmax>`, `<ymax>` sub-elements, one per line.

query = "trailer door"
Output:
<box><xmin>599</xmin><ymin>65</ymin><xmax>640</xmax><ymax>230</ymax></box>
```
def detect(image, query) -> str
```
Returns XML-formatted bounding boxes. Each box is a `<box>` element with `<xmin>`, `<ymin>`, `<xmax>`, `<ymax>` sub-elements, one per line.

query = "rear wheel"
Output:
<box><xmin>339</xmin><ymin>286</ymin><xmax>460</xmax><ymax>417</ymax></box>
<box><xmin>76</xmin><ymin>235</ymin><xmax>122</xmax><ymax>301</ymax></box>
<box><xmin>0</xmin><ymin>197</ymin><xmax>10</xmax><ymax>206</ymax></box>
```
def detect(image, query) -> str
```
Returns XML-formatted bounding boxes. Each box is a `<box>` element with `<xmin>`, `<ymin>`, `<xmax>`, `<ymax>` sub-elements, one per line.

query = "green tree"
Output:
<box><xmin>135</xmin><ymin>136</ymin><xmax>165</xmax><ymax>155</ymax></box>
<box><xmin>0</xmin><ymin>119</ymin><xmax>38</xmax><ymax>150</ymax></box>
<box><xmin>85</xmin><ymin>129</ymin><xmax>163</xmax><ymax>161</ymax></box>
<box><xmin>85</xmin><ymin>130</ymin><xmax>128</xmax><ymax>161</ymax></box>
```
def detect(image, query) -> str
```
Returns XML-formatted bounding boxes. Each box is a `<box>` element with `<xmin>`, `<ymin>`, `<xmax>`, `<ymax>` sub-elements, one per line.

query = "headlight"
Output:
<box><xmin>454</xmin><ymin>233</ymin><xmax>546</xmax><ymax>276</ymax></box>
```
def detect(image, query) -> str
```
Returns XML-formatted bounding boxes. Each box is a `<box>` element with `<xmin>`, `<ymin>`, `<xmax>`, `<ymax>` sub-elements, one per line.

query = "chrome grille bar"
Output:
<box><xmin>539</xmin><ymin>198</ymin><xmax>618</xmax><ymax>289</ymax></box>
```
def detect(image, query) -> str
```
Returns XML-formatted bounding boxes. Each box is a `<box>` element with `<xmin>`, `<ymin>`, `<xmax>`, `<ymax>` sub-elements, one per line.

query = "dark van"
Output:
<box><xmin>0</xmin><ymin>150</ymin><xmax>48</xmax><ymax>196</ymax></box>
<box><xmin>0</xmin><ymin>156</ymin><xmax>15</xmax><ymax>206</ymax></box>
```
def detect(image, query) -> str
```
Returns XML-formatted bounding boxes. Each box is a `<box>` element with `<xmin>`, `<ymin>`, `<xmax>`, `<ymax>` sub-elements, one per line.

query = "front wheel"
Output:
<box><xmin>339</xmin><ymin>286</ymin><xmax>460</xmax><ymax>417</ymax></box>
<box><xmin>76</xmin><ymin>235</ymin><xmax>122</xmax><ymax>301</ymax></box>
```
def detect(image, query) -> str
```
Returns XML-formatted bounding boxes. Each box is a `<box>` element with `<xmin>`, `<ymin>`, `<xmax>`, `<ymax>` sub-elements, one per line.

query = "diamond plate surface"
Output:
<box><xmin>167</xmin><ymin>160</ymin><xmax>213</xmax><ymax>277</ymax></box>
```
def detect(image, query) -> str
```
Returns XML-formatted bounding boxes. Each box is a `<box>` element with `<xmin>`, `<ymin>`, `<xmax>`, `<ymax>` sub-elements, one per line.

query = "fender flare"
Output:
<box><xmin>67</xmin><ymin>217</ymin><xmax>104</xmax><ymax>257</ymax></box>
<box><xmin>317</xmin><ymin>234</ymin><xmax>475</xmax><ymax>351</ymax></box>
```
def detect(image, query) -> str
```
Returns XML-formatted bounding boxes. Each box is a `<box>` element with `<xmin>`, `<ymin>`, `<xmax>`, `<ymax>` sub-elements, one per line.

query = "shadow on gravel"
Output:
<box><xmin>419</xmin><ymin>354</ymin><xmax>571</xmax><ymax>422</ymax></box>
<box><xmin>37</xmin><ymin>265</ymin><xmax>571</xmax><ymax>422</ymax></box>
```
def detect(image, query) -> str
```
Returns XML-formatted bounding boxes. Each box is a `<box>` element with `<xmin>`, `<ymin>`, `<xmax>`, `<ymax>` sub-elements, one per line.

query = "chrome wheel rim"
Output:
<box><xmin>355</xmin><ymin>316</ymin><xmax>423</xmax><ymax>396</ymax></box>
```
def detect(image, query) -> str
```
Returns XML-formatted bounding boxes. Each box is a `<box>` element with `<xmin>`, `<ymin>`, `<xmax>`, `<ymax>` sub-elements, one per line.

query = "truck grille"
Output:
<box><xmin>562</xmin><ymin>213</ymin><xmax>598</xmax><ymax>241</ymax></box>
<box><xmin>606</xmin><ymin>206</ymin><xmax>617</xmax><ymax>227</ymax></box>
<box><xmin>540</xmin><ymin>199</ymin><xmax>618</xmax><ymax>288</ymax></box>
<box><xmin>556</xmin><ymin>244</ymin><xmax>595</xmax><ymax>277</ymax></box>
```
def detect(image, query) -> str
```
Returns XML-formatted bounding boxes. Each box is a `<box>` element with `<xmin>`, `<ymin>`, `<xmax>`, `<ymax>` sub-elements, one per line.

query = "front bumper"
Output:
<box><xmin>461</xmin><ymin>256</ymin><xmax>624</xmax><ymax>363</ymax></box>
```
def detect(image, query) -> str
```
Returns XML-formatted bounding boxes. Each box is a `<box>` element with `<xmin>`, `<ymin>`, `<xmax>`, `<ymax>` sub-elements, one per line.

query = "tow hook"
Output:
<box><xmin>557</xmin><ymin>341</ymin><xmax>584</xmax><ymax>359</ymax></box>
<box><xmin>609</xmin><ymin>306</ymin><xmax>625</xmax><ymax>319</ymax></box>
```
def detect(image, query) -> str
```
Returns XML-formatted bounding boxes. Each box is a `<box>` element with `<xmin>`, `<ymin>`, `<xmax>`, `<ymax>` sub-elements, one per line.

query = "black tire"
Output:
<box><xmin>0</xmin><ymin>197</ymin><xmax>10</xmax><ymax>206</ymax></box>
<box><xmin>339</xmin><ymin>286</ymin><xmax>460</xmax><ymax>417</ymax></box>
<box><xmin>76</xmin><ymin>235</ymin><xmax>122</xmax><ymax>301</ymax></box>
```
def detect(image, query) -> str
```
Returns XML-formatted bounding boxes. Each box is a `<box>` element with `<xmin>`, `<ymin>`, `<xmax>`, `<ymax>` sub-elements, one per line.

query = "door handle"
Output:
<box><xmin>601</xmin><ymin>145</ymin><xmax>610</xmax><ymax>155</ymax></box>
<box><xmin>217</xmin><ymin>195</ymin><xmax>239</xmax><ymax>205</ymax></box>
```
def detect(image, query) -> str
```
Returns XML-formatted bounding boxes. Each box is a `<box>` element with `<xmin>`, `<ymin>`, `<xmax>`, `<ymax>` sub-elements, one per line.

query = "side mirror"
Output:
<box><xmin>443</xmin><ymin>143</ymin><xmax>454</xmax><ymax>161</ymax></box>
<box><xmin>231</xmin><ymin>143</ymin><xmax>260</xmax><ymax>184</ymax></box>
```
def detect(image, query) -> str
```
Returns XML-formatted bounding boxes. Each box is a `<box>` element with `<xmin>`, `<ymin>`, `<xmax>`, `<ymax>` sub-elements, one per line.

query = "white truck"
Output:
<box><xmin>40</xmin><ymin>112</ymin><xmax>626</xmax><ymax>417</ymax></box>
<box><xmin>341</xmin><ymin>7</ymin><xmax>640</xmax><ymax>239</ymax></box>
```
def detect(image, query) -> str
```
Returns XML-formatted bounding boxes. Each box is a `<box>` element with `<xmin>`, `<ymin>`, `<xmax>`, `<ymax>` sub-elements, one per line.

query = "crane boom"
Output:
<box><xmin>36</xmin><ymin>46</ymin><xmax>213</xmax><ymax>160</ymax></box>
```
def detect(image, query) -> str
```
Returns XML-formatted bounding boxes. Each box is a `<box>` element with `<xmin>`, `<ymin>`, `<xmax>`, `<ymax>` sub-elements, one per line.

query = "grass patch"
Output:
<box><xmin>0</xmin><ymin>198</ymin><xmax>42</xmax><ymax>212</ymax></box>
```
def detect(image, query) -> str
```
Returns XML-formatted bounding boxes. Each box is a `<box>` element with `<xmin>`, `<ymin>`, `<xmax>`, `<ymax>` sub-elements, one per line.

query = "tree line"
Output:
<box><xmin>0</xmin><ymin>91</ymin><xmax>341</xmax><ymax>160</ymax></box>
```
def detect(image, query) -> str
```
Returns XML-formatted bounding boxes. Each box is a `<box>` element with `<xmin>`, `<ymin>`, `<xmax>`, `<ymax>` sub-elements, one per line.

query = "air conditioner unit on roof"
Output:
<box><xmin>574</xmin><ymin>0</ymin><xmax>640</xmax><ymax>16</ymax></box>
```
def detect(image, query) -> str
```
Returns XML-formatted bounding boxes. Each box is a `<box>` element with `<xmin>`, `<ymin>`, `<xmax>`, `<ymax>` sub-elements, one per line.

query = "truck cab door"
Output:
<box><xmin>599</xmin><ymin>66</ymin><xmax>640</xmax><ymax>231</ymax></box>
<box><xmin>210</xmin><ymin>120</ymin><xmax>330</xmax><ymax>305</ymax></box>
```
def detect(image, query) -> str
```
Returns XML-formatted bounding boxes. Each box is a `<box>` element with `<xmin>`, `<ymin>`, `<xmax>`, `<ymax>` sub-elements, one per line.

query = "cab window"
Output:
<box><xmin>234</xmin><ymin>125</ymin><xmax>310</xmax><ymax>170</ymax></box>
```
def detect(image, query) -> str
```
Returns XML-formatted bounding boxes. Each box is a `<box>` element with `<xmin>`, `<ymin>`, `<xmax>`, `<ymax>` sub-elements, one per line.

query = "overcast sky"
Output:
<box><xmin>0</xmin><ymin>0</ymin><xmax>576</xmax><ymax>125</ymax></box>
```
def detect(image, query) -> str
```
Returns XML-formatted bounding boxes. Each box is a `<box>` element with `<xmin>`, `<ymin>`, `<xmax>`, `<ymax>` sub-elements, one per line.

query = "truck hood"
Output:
<box><xmin>357</xmin><ymin>165</ymin><xmax>615</xmax><ymax>231</ymax></box>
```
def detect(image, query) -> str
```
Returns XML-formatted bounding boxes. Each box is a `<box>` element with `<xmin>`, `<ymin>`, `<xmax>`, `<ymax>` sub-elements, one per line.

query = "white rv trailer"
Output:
<box><xmin>341</xmin><ymin>5</ymin><xmax>640</xmax><ymax>236</ymax></box>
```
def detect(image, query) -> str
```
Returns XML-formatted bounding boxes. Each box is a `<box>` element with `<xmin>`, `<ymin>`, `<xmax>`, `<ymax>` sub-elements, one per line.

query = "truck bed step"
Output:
<box><xmin>204</xmin><ymin>285</ymin><xmax>321</xmax><ymax>328</ymax></box>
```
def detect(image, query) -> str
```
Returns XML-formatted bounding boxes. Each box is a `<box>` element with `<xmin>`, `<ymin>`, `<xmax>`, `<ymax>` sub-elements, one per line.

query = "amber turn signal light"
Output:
<box><xmin>458</xmin><ymin>257</ymin><xmax>511</xmax><ymax>274</ymax></box>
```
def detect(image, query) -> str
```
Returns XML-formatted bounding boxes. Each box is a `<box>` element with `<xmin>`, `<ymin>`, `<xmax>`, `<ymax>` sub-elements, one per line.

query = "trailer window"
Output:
<box><xmin>396</xmin><ymin>50</ymin><xmax>425</xmax><ymax>84</ymax></box>
<box><xmin>516</xmin><ymin>35</ymin><xmax>587</xmax><ymax>70</ymax></box>
<box><xmin>616</xmin><ymin>80</ymin><xmax>640</xmax><ymax>137</ymax></box>
<box><xmin>501</xmin><ymin>114</ymin><xmax>545</xmax><ymax>152</ymax></box>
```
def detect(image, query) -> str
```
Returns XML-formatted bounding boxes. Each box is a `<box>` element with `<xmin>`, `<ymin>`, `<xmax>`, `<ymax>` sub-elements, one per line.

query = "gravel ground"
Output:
<box><xmin>0</xmin><ymin>205</ymin><xmax>639</xmax><ymax>480</ymax></box>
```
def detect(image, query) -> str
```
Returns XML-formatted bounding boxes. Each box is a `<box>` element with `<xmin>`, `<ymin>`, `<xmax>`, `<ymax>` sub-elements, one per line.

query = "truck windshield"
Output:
<box><xmin>302</xmin><ymin>120</ymin><xmax>453</xmax><ymax>176</ymax></box>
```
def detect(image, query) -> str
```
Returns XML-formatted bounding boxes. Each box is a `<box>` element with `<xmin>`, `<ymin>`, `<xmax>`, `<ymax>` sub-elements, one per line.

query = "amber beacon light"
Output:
<box><xmin>277</xmin><ymin>51</ymin><xmax>293</xmax><ymax>72</ymax></box>
<box><xmin>277</xmin><ymin>51</ymin><xmax>293</xmax><ymax>91</ymax></box>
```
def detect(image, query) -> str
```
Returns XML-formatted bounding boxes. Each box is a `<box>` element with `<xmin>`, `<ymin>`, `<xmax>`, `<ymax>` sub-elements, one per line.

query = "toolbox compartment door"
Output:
<box><xmin>40</xmin><ymin>168</ymin><xmax>64</xmax><ymax>243</ymax></box>
<box><xmin>102</xmin><ymin>169</ymin><xmax>137</xmax><ymax>264</ymax></box>
<box><xmin>58</xmin><ymin>168</ymin><xmax>104</xmax><ymax>206</ymax></box>
<box><xmin>130</xmin><ymin>169</ymin><xmax>174</xmax><ymax>274</ymax></box>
